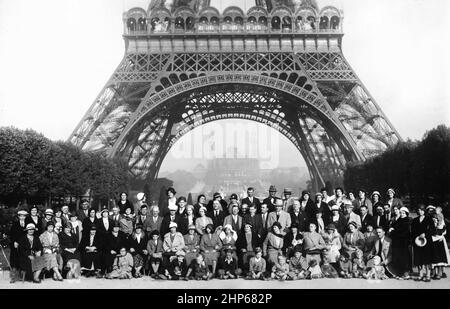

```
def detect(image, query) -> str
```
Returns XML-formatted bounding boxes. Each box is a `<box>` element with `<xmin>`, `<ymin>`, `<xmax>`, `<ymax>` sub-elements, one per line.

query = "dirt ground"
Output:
<box><xmin>1</xmin><ymin>270</ymin><xmax>448</xmax><ymax>289</ymax></box>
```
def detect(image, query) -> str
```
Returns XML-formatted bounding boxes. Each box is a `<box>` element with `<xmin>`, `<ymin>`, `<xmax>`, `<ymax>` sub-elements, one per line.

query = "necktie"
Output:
<box><xmin>276</xmin><ymin>213</ymin><xmax>280</xmax><ymax>221</ymax></box>
<box><xmin>215</xmin><ymin>211</ymin><xmax>218</xmax><ymax>217</ymax></box>
<box><xmin>378</xmin><ymin>239</ymin><xmax>383</xmax><ymax>257</ymax></box>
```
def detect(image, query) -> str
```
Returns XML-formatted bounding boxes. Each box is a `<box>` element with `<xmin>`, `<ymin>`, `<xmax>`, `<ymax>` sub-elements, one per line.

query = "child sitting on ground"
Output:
<box><xmin>287</xmin><ymin>249</ymin><xmax>308</xmax><ymax>280</ymax></box>
<box><xmin>352</xmin><ymin>249</ymin><xmax>366</xmax><ymax>278</ymax></box>
<box><xmin>247</xmin><ymin>248</ymin><xmax>266</xmax><ymax>280</ymax></box>
<box><xmin>364</xmin><ymin>256</ymin><xmax>388</xmax><ymax>280</ymax></box>
<box><xmin>106</xmin><ymin>247</ymin><xmax>134</xmax><ymax>279</ymax></box>
<box><xmin>308</xmin><ymin>259</ymin><xmax>323</xmax><ymax>279</ymax></box>
<box><xmin>321</xmin><ymin>255</ymin><xmax>339</xmax><ymax>278</ymax></box>
<box><xmin>271</xmin><ymin>255</ymin><xmax>289</xmax><ymax>281</ymax></box>
<box><xmin>218</xmin><ymin>249</ymin><xmax>242</xmax><ymax>279</ymax></box>
<box><xmin>338</xmin><ymin>254</ymin><xmax>352</xmax><ymax>278</ymax></box>
<box><xmin>186</xmin><ymin>253</ymin><xmax>211</xmax><ymax>281</ymax></box>
<box><xmin>167</xmin><ymin>250</ymin><xmax>188</xmax><ymax>280</ymax></box>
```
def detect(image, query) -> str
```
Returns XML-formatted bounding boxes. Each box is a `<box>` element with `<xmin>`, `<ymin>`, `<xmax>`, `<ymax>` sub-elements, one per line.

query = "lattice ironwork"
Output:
<box><xmin>68</xmin><ymin>2</ymin><xmax>403</xmax><ymax>190</ymax></box>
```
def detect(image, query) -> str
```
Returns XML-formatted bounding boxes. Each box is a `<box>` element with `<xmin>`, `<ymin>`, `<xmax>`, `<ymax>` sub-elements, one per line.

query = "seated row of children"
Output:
<box><xmin>105</xmin><ymin>243</ymin><xmax>388</xmax><ymax>281</ymax></box>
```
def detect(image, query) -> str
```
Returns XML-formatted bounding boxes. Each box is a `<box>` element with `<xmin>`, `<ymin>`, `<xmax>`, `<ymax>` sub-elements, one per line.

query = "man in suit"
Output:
<box><xmin>243</xmin><ymin>204</ymin><xmax>263</xmax><ymax>238</ymax></box>
<box><xmin>373</xmin><ymin>205</ymin><xmax>388</xmax><ymax>231</ymax></box>
<box><xmin>282</xmin><ymin>188</ymin><xmax>296</xmax><ymax>213</ymax></box>
<box><xmin>262</xmin><ymin>185</ymin><xmax>280</xmax><ymax>213</ymax></box>
<box><xmin>360</xmin><ymin>205</ymin><xmax>374</xmax><ymax>233</ymax></box>
<box><xmin>146</xmin><ymin>205</ymin><xmax>163</xmax><ymax>236</ymax></box>
<box><xmin>208</xmin><ymin>200</ymin><xmax>227</xmax><ymax>231</ymax></box>
<box><xmin>267</xmin><ymin>199</ymin><xmax>291</xmax><ymax>235</ymax></box>
<box><xmin>136</xmin><ymin>204</ymin><xmax>150</xmax><ymax>227</ymax></box>
<box><xmin>161</xmin><ymin>204</ymin><xmax>185</xmax><ymax>236</ymax></box>
<box><xmin>61</xmin><ymin>205</ymin><xmax>71</xmax><ymax>226</ymax></box>
<box><xmin>352</xmin><ymin>189</ymin><xmax>373</xmax><ymax>216</ymax></box>
<box><xmin>77</xmin><ymin>199</ymin><xmax>90</xmax><ymax>222</ymax></box>
<box><xmin>223</xmin><ymin>204</ymin><xmax>243</xmax><ymax>234</ymax></box>
<box><xmin>241</xmin><ymin>187</ymin><xmax>261</xmax><ymax>213</ymax></box>
<box><xmin>289</xmin><ymin>200</ymin><xmax>308</xmax><ymax>232</ymax></box>
<box><xmin>368</xmin><ymin>226</ymin><xmax>393</xmax><ymax>274</ymax></box>
<box><xmin>206</xmin><ymin>192</ymin><xmax>228</xmax><ymax>214</ymax></box>
<box><xmin>259</xmin><ymin>203</ymin><xmax>270</xmax><ymax>241</ymax></box>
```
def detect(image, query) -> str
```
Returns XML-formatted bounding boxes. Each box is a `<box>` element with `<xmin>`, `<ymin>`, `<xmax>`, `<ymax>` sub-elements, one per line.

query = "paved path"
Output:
<box><xmin>1</xmin><ymin>270</ymin><xmax>449</xmax><ymax>289</ymax></box>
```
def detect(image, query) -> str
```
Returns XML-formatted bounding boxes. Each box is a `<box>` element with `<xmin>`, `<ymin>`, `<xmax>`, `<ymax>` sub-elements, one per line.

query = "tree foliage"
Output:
<box><xmin>0</xmin><ymin>127</ymin><xmax>129</xmax><ymax>207</ymax></box>
<box><xmin>344</xmin><ymin>125</ymin><xmax>450</xmax><ymax>202</ymax></box>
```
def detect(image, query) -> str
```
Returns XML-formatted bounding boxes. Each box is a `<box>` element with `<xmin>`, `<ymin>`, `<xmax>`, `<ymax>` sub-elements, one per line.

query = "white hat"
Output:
<box><xmin>400</xmin><ymin>207</ymin><xmax>409</xmax><ymax>214</ymax></box>
<box><xmin>331</xmin><ymin>205</ymin><xmax>340</xmax><ymax>211</ymax></box>
<box><xmin>17</xmin><ymin>210</ymin><xmax>28</xmax><ymax>216</ymax></box>
<box><xmin>136</xmin><ymin>192</ymin><xmax>145</xmax><ymax>201</ymax></box>
<box><xmin>415</xmin><ymin>235</ymin><xmax>427</xmax><ymax>247</ymax></box>
<box><xmin>426</xmin><ymin>205</ymin><xmax>436</xmax><ymax>211</ymax></box>
<box><xmin>343</xmin><ymin>199</ymin><xmax>353</xmax><ymax>207</ymax></box>
<box><xmin>387</xmin><ymin>188</ymin><xmax>395</xmax><ymax>195</ymax></box>
<box><xmin>62</xmin><ymin>205</ymin><xmax>69</xmax><ymax>209</ymax></box>
<box><xmin>168</xmin><ymin>204</ymin><xmax>178</xmax><ymax>211</ymax></box>
<box><xmin>169</xmin><ymin>222</ymin><xmax>178</xmax><ymax>229</ymax></box>
<box><xmin>44</xmin><ymin>209</ymin><xmax>54</xmax><ymax>216</ymax></box>
<box><xmin>24</xmin><ymin>223</ymin><xmax>36</xmax><ymax>231</ymax></box>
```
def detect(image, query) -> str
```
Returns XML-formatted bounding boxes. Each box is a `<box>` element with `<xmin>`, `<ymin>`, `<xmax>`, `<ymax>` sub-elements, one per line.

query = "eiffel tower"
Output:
<box><xmin>69</xmin><ymin>0</ymin><xmax>402</xmax><ymax>191</ymax></box>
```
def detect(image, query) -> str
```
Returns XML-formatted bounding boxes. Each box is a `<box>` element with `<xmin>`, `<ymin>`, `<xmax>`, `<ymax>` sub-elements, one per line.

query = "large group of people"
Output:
<box><xmin>7</xmin><ymin>186</ymin><xmax>449</xmax><ymax>283</ymax></box>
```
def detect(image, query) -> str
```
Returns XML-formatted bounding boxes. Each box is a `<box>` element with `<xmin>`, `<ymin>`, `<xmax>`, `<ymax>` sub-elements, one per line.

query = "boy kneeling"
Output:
<box><xmin>167</xmin><ymin>250</ymin><xmax>188</xmax><ymax>280</ymax></box>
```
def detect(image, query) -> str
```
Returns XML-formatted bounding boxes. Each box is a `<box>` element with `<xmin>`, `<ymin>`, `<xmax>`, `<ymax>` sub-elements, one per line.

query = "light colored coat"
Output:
<box><xmin>163</xmin><ymin>232</ymin><xmax>185</xmax><ymax>252</ymax></box>
<box><xmin>267</xmin><ymin>211</ymin><xmax>292</xmax><ymax>234</ymax></box>
<box><xmin>370</xmin><ymin>236</ymin><xmax>393</xmax><ymax>265</ymax></box>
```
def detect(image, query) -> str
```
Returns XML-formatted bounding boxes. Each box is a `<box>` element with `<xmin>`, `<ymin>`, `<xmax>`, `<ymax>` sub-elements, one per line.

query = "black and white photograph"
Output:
<box><xmin>0</xmin><ymin>0</ymin><xmax>449</xmax><ymax>301</ymax></box>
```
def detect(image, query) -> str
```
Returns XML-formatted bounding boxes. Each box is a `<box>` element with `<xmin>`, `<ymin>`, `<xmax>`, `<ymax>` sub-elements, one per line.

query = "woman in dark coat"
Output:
<box><xmin>300</xmin><ymin>191</ymin><xmax>316</xmax><ymax>222</ymax></box>
<box><xmin>411</xmin><ymin>205</ymin><xmax>434</xmax><ymax>282</ymax></box>
<box><xmin>18</xmin><ymin>224</ymin><xmax>44</xmax><ymax>282</ymax></box>
<box><xmin>389</xmin><ymin>207</ymin><xmax>411</xmax><ymax>279</ymax></box>
<box><xmin>82</xmin><ymin>208</ymin><xmax>98</xmax><ymax>239</ymax></box>
<box><xmin>128</xmin><ymin>224</ymin><xmax>148</xmax><ymax>277</ymax></box>
<box><xmin>236</xmin><ymin>223</ymin><xmax>260</xmax><ymax>273</ymax></box>
<box><xmin>9</xmin><ymin>210</ymin><xmax>28</xmax><ymax>283</ymax></box>
<box><xmin>59</xmin><ymin>223</ymin><xmax>81</xmax><ymax>270</ymax></box>
<box><xmin>117</xmin><ymin>192</ymin><xmax>134</xmax><ymax>215</ymax></box>
<box><xmin>282</xmin><ymin>223</ymin><xmax>303</xmax><ymax>258</ymax></box>
<box><xmin>25</xmin><ymin>206</ymin><xmax>43</xmax><ymax>236</ymax></box>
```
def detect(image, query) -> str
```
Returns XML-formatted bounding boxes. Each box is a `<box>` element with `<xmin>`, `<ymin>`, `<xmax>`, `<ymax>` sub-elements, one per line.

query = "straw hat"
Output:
<box><xmin>415</xmin><ymin>235</ymin><xmax>427</xmax><ymax>247</ymax></box>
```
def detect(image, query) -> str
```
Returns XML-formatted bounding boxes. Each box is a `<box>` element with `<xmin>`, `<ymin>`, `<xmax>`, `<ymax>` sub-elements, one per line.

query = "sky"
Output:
<box><xmin>0</xmin><ymin>0</ymin><xmax>449</xmax><ymax>173</ymax></box>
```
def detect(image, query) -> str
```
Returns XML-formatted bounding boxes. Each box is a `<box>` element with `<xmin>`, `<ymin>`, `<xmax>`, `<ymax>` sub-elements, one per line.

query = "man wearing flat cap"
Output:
<box><xmin>263</xmin><ymin>185</ymin><xmax>280</xmax><ymax>213</ymax></box>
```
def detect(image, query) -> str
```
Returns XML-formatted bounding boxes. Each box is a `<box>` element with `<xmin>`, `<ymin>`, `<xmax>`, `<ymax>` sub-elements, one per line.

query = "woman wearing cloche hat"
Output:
<box><xmin>8</xmin><ymin>209</ymin><xmax>28</xmax><ymax>283</ymax></box>
<box><xmin>17</xmin><ymin>223</ymin><xmax>45</xmax><ymax>283</ymax></box>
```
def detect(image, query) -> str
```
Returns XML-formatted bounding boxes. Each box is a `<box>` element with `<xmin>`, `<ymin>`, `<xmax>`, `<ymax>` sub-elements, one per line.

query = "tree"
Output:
<box><xmin>187</xmin><ymin>192</ymin><xmax>193</xmax><ymax>205</ymax></box>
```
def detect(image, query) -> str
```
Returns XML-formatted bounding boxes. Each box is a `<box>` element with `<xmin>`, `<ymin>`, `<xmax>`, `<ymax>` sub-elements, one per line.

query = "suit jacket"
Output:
<box><xmin>145</xmin><ymin>216</ymin><xmax>163</xmax><ymax>234</ymax></box>
<box><xmin>373</xmin><ymin>215</ymin><xmax>389</xmax><ymax>231</ymax></box>
<box><xmin>206</xmin><ymin>199</ymin><xmax>228</xmax><ymax>214</ymax></box>
<box><xmin>223</xmin><ymin>214</ymin><xmax>244</xmax><ymax>233</ymax></box>
<box><xmin>267</xmin><ymin>211</ymin><xmax>291</xmax><ymax>234</ymax></box>
<box><xmin>328</xmin><ymin>214</ymin><xmax>348</xmax><ymax>236</ymax></box>
<box><xmin>146</xmin><ymin>238</ymin><xmax>164</xmax><ymax>255</ymax></box>
<box><xmin>77</xmin><ymin>209</ymin><xmax>90</xmax><ymax>222</ymax></box>
<box><xmin>360</xmin><ymin>214</ymin><xmax>374</xmax><ymax>233</ymax></box>
<box><xmin>352</xmin><ymin>198</ymin><xmax>373</xmax><ymax>216</ymax></box>
<box><xmin>371</xmin><ymin>236</ymin><xmax>393</xmax><ymax>265</ymax></box>
<box><xmin>207</xmin><ymin>210</ymin><xmax>227</xmax><ymax>231</ymax></box>
<box><xmin>262</xmin><ymin>197</ymin><xmax>280</xmax><ymax>213</ymax></box>
<box><xmin>242</xmin><ymin>196</ymin><xmax>262</xmax><ymax>213</ymax></box>
<box><xmin>243</xmin><ymin>214</ymin><xmax>263</xmax><ymax>237</ymax></box>
<box><xmin>258</xmin><ymin>212</ymin><xmax>270</xmax><ymax>239</ymax></box>
<box><xmin>289</xmin><ymin>210</ymin><xmax>308</xmax><ymax>232</ymax></box>
<box><xmin>161</xmin><ymin>214</ymin><xmax>185</xmax><ymax>236</ymax></box>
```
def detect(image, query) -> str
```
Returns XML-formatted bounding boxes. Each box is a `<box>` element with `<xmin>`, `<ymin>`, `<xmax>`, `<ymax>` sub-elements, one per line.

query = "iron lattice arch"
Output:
<box><xmin>69</xmin><ymin>1</ymin><xmax>402</xmax><ymax>190</ymax></box>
